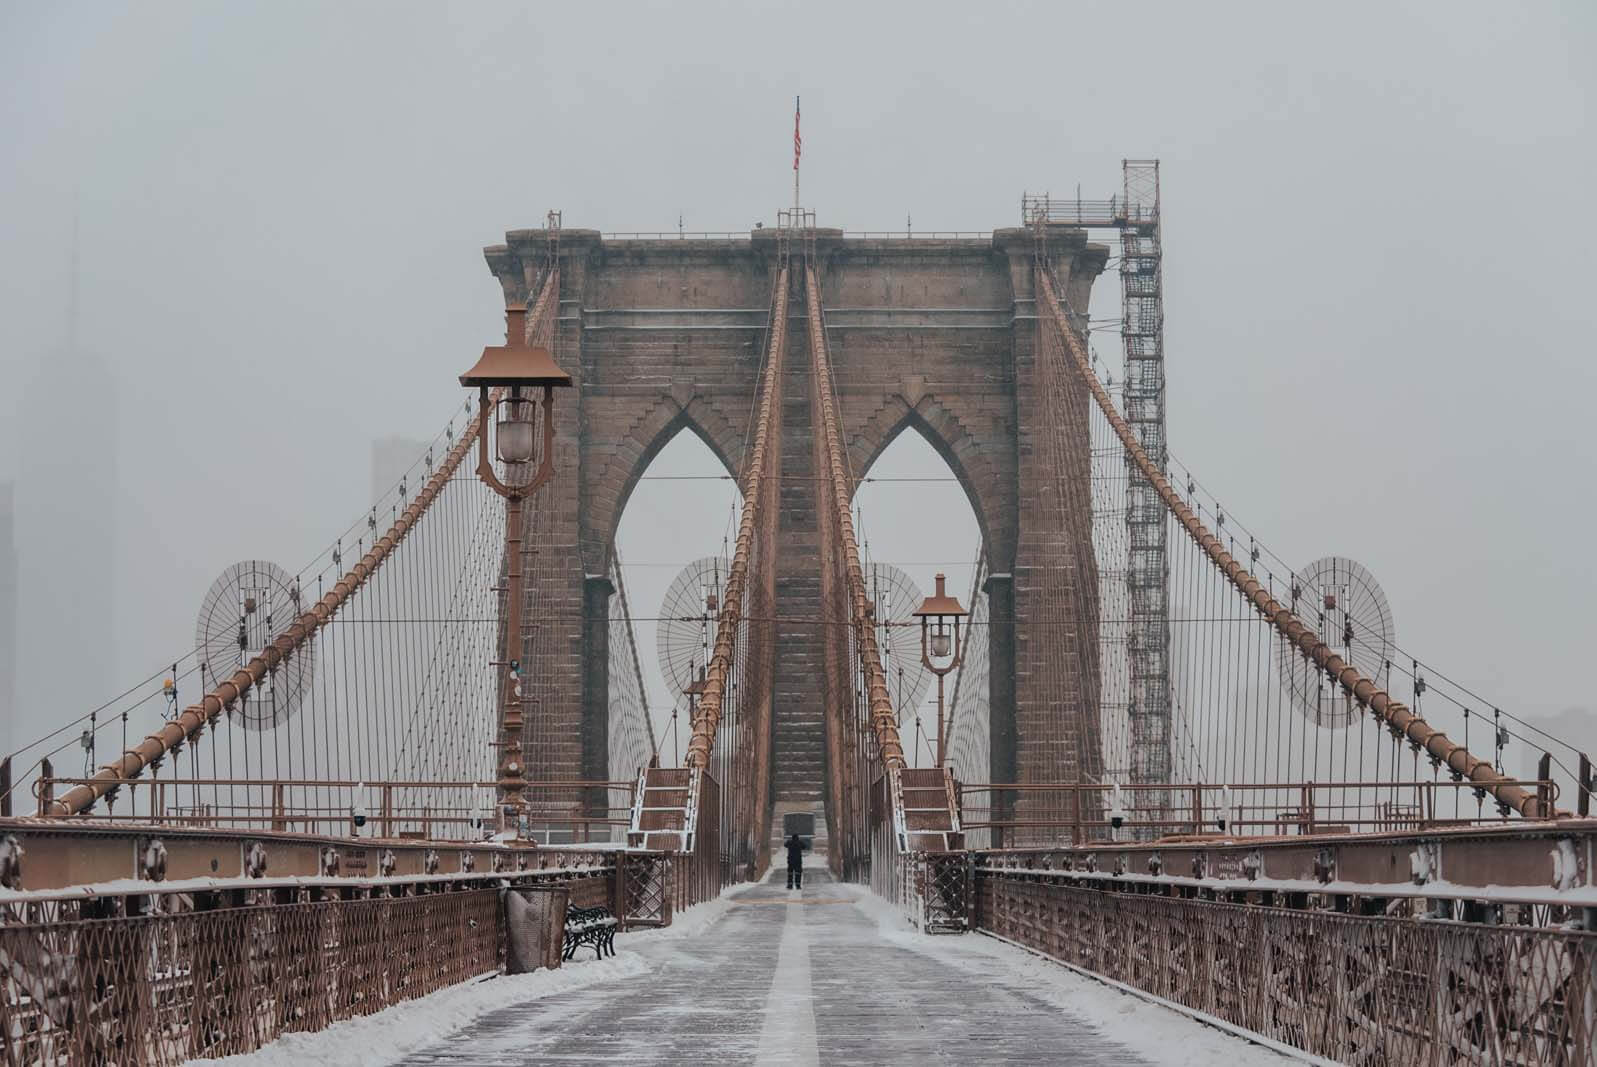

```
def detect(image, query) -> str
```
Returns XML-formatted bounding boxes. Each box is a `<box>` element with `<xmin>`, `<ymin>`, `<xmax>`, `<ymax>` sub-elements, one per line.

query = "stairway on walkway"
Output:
<box><xmin>898</xmin><ymin>766</ymin><xmax>963</xmax><ymax>852</ymax></box>
<box><xmin>626</xmin><ymin>767</ymin><xmax>691</xmax><ymax>851</ymax></box>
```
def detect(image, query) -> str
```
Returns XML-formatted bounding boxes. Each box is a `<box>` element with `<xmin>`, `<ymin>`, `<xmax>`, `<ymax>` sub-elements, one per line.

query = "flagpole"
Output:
<box><xmin>793</xmin><ymin>96</ymin><xmax>800</xmax><ymax>215</ymax></box>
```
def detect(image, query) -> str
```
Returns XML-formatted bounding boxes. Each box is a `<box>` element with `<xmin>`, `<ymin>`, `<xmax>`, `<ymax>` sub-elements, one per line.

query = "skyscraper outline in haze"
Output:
<box><xmin>12</xmin><ymin>218</ymin><xmax>118</xmax><ymax>758</ymax></box>
<box><xmin>0</xmin><ymin>482</ymin><xmax>16</xmax><ymax>760</ymax></box>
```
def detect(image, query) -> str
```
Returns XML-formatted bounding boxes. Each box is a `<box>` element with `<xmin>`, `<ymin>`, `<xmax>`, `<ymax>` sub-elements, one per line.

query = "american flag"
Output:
<box><xmin>793</xmin><ymin>96</ymin><xmax>801</xmax><ymax>171</ymax></box>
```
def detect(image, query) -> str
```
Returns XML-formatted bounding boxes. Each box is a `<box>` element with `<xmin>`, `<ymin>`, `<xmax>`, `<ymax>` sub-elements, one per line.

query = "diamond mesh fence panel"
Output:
<box><xmin>0</xmin><ymin>889</ymin><xmax>502</xmax><ymax>1065</ymax></box>
<box><xmin>976</xmin><ymin>873</ymin><xmax>1597</xmax><ymax>1065</ymax></box>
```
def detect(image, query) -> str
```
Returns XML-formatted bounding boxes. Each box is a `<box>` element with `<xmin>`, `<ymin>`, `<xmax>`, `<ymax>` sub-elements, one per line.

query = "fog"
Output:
<box><xmin>1</xmin><ymin>2</ymin><xmax>1592</xmax><ymax>767</ymax></box>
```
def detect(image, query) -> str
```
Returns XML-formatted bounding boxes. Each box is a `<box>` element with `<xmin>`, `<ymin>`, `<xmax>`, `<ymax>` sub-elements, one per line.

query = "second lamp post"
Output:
<box><xmin>913</xmin><ymin>573</ymin><xmax>968</xmax><ymax>767</ymax></box>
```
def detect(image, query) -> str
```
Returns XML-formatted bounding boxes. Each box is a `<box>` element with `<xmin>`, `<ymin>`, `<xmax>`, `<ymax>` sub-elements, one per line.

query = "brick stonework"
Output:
<box><xmin>483</xmin><ymin>227</ymin><xmax>1108</xmax><ymax>824</ymax></box>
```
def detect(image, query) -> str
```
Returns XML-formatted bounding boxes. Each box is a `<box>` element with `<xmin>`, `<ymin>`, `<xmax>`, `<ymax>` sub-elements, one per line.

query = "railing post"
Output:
<box><xmin>1538</xmin><ymin>752</ymin><xmax>1554</xmax><ymax>816</ymax></box>
<box><xmin>1191</xmin><ymin>784</ymin><xmax>1202</xmax><ymax>834</ymax></box>
<box><xmin>611</xmin><ymin>855</ymin><xmax>627</xmax><ymax>929</ymax></box>
<box><xmin>1581</xmin><ymin>753</ymin><xmax>1592</xmax><ymax>817</ymax></box>
<box><xmin>38</xmin><ymin>758</ymin><xmax>54</xmax><ymax>816</ymax></box>
<box><xmin>381</xmin><ymin>784</ymin><xmax>393</xmax><ymax>839</ymax></box>
<box><xmin>992</xmin><ymin>787</ymin><xmax>1003</xmax><ymax>850</ymax></box>
<box><xmin>271</xmin><ymin>783</ymin><xmax>286</xmax><ymax>831</ymax></box>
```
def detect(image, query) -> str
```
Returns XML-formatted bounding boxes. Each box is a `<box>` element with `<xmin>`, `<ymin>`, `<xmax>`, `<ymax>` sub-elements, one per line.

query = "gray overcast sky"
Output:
<box><xmin>2</xmin><ymin>1</ymin><xmax>1593</xmax><ymax>759</ymax></box>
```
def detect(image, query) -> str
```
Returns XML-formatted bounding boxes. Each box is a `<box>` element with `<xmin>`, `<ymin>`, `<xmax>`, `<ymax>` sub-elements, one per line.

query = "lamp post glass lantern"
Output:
<box><xmin>460</xmin><ymin>306</ymin><xmax>573</xmax><ymax>495</ymax></box>
<box><xmin>458</xmin><ymin>305</ymin><xmax>573</xmax><ymax>821</ymax></box>
<box><xmin>495</xmin><ymin>395</ymin><xmax>538</xmax><ymax>465</ymax></box>
<box><xmin>913</xmin><ymin>573</ymin><xmax>968</xmax><ymax>767</ymax></box>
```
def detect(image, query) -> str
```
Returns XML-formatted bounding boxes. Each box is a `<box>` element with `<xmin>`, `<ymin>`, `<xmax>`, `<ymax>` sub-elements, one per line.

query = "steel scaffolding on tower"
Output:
<box><xmin>1117</xmin><ymin>161</ymin><xmax>1171</xmax><ymax>797</ymax></box>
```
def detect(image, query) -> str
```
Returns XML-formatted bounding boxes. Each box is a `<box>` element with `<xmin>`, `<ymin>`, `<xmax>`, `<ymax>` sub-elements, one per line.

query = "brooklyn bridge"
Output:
<box><xmin>1</xmin><ymin>165</ymin><xmax>1592</xmax><ymax>1066</ymax></box>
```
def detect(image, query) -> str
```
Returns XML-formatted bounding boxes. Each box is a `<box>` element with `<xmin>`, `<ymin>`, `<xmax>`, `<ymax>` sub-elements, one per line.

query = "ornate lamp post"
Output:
<box><xmin>913</xmin><ymin>573</ymin><xmax>968</xmax><ymax>767</ymax></box>
<box><xmin>459</xmin><ymin>305</ymin><xmax>572</xmax><ymax>818</ymax></box>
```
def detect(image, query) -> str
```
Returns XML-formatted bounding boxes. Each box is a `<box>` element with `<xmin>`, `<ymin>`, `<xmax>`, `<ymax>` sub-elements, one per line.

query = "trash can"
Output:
<box><xmin>504</xmin><ymin>885</ymin><xmax>569</xmax><ymax>973</ymax></box>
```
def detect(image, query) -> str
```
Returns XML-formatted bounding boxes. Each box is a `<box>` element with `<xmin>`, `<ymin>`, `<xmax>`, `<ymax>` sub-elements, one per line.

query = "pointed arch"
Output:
<box><xmin>848</xmin><ymin>396</ymin><xmax>1011</xmax><ymax>567</ymax></box>
<box><xmin>584</xmin><ymin>397</ymin><xmax>745</xmax><ymax>574</ymax></box>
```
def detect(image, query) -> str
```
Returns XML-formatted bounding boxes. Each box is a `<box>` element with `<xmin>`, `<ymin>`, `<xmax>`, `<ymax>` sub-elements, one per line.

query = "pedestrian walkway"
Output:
<box><xmin>393</xmin><ymin>867</ymin><xmax>1288</xmax><ymax>1066</ymax></box>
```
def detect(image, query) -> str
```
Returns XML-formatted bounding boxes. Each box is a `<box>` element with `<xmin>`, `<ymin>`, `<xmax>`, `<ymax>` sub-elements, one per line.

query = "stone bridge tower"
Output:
<box><xmin>484</xmin><ymin>225</ymin><xmax>1108</xmax><ymax>836</ymax></box>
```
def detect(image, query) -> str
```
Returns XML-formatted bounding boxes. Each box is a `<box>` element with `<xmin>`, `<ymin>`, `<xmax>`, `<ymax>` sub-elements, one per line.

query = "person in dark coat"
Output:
<box><xmin>785</xmin><ymin>832</ymin><xmax>807</xmax><ymax>889</ymax></box>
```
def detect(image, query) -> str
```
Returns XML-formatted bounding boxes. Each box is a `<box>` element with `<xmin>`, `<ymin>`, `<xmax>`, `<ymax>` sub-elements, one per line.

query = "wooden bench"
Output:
<box><xmin>562</xmin><ymin>905</ymin><xmax>618</xmax><ymax>960</ymax></box>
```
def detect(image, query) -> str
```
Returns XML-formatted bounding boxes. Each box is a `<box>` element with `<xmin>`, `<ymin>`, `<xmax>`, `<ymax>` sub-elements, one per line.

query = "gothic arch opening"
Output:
<box><xmin>853</xmin><ymin>405</ymin><xmax>997</xmax><ymax>561</ymax></box>
<box><xmin>613</xmin><ymin>426</ymin><xmax>744</xmax><ymax>765</ymax></box>
<box><xmin>851</xmin><ymin>424</ymin><xmax>984</xmax><ymax>774</ymax></box>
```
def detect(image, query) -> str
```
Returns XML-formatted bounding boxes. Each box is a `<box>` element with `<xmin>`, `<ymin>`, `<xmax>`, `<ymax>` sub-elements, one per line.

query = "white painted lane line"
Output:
<box><xmin>753</xmin><ymin>896</ymin><xmax>820</xmax><ymax>1066</ymax></box>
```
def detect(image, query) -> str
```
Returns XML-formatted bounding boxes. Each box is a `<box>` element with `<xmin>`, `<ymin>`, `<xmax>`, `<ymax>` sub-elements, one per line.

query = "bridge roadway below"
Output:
<box><xmin>393</xmin><ymin>867</ymin><xmax>1289</xmax><ymax>1066</ymax></box>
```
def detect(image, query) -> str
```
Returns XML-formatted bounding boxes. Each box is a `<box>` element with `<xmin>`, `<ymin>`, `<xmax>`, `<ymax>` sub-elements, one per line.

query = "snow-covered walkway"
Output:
<box><xmin>373</xmin><ymin>867</ymin><xmax>1295</xmax><ymax>1067</ymax></box>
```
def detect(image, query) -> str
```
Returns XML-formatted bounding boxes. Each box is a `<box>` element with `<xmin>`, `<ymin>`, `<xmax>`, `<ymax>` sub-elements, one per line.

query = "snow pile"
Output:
<box><xmin>187</xmin><ymin>952</ymin><xmax>649</xmax><ymax>1067</ymax></box>
<box><xmin>834</xmin><ymin>880</ymin><xmax>921</xmax><ymax>943</ymax></box>
<box><xmin>621</xmin><ymin>874</ymin><xmax>744</xmax><ymax>944</ymax></box>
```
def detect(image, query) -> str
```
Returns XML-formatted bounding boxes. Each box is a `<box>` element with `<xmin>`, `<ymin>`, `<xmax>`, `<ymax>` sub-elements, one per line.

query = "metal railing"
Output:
<box><xmin>0</xmin><ymin>849</ymin><xmax>677</xmax><ymax>1061</ymax></box>
<box><xmin>596</xmin><ymin>230</ymin><xmax>1002</xmax><ymax>241</ymax></box>
<box><xmin>673</xmin><ymin>771</ymin><xmax>722</xmax><ymax>911</ymax></box>
<box><xmin>975</xmin><ymin>874</ymin><xmax>1597</xmax><ymax>1065</ymax></box>
<box><xmin>31</xmin><ymin>776</ymin><xmax>637</xmax><ymax>842</ymax></box>
<box><xmin>868</xmin><ymin>772</ymin><xmax>970</xmax><ymax>933</ymax></box>
<box><xmin>1</xmin><ymin>887</ymin><xmax>503</xmax><ymax>1065</ymax></box>
<box><xmin>601</xmin><ymin>231</ymin><xmax>754</xmax><ymax>240</ymax></box>
<box><xmin>959</xmin><ymin>778</ymin><xmax>1558</xmax><ymax>846</ymax></box>
<box><xmin>1019</xmin><ymin>193</ymin><xmax>1158</xmax><ymax>227</ymax></box>
<box><xmin>842</xmin><ymin>231</ymin><xmax>994</xmax><ymax>240</ymax></box>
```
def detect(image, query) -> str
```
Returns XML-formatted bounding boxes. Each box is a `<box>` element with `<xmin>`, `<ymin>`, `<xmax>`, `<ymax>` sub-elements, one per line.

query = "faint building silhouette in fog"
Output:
<box><xmin>0</xmin><ymin>482</ymin><xmax>16</xmax><ymax>758</ymax></box>
<box><xmin>371</xmin><ymin>436</ymin><xmax>430</xmax><ymax>503</ymax></box>
<box><xmin>14</xmin><ymin>344</ymin><xmax>118</xmax><ymax>747</ymax></box>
